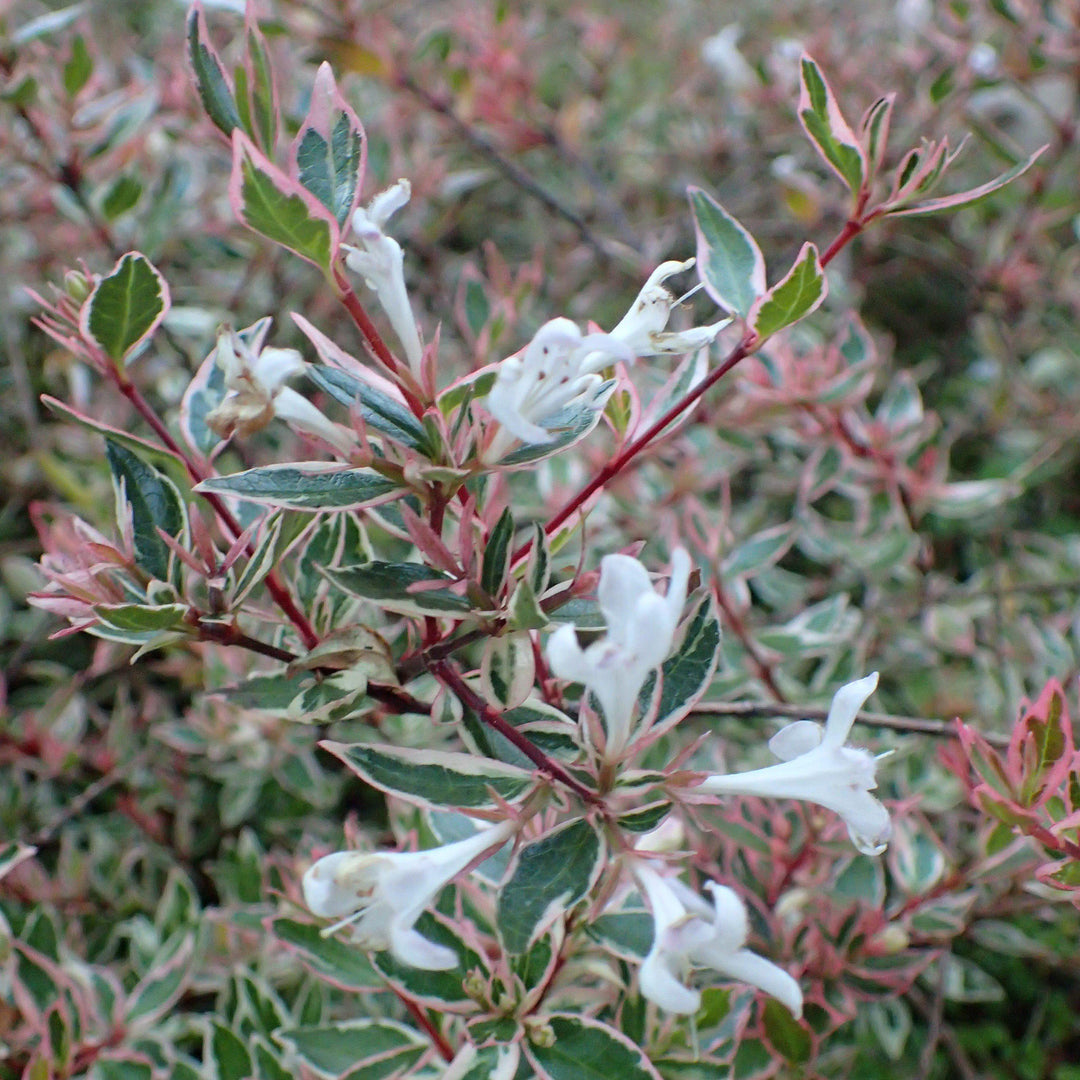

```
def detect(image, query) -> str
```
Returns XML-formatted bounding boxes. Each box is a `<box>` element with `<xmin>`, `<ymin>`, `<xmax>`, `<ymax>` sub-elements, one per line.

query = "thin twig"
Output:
<box><xmin>687</xmin><ymin>700</ymin><xmax>1010</xmax><ymax>748</ymax></box>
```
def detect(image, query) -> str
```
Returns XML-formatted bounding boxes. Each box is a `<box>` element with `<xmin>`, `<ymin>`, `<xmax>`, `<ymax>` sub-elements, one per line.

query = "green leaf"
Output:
<box><xmin>887</xmin><ymin>146</ymin><xmax>1046</xmax><ymax>217</ymax></box>
<box><xmin>617</xmin><ymin>802</ymin><xmax>671</xmax><ymax>833</ymax></box>
<box><xmin>481</xmin><ymin>507</ymin><xmax>514</xmax><ymax>597</ymax></box>
<box><xmin>197</xmin><ymin>465</ymin><xmax>402</xmax><ymax>511</ymax></box>
<box><xmin>688</xmin><ymin>187</ymin><xmax>766</xmax><ymax>318</ymax></box>
<box><xmin>186</xmin><ymin>6</ymin><xmax>243</xmax><ymax>136</ymax></box>
<box><xmin>798</xmin><ymin>55</ymin><xmax>866</xmax><ymax>193</ymax></box>
<box><xmin>101</xmin><ymin>175</ymin><xmax>143</xmax><ymax>220</ymax></box>
<box><xmin>82</xmin><ymin>252</ymin><xmax>169</xmax><ymax>363</ymax></box>
<box><xmin>230</xmin><ymin>131</ymin><xmax>337</xmax><ymax>271</ymax></box>
<box><xmin>749</xmin><ymin>243</ymin><xmax>827</xmax><ymax>341</ymax></box>
<box><xmin>106</xmin><ymin>440</ymin><xmax>186</xmax><ymax>582</ymax></box>
<box><xmin>277</xmin><ymin>1020</ymin><xmax>424</xmax><ymax>1079</ymax></box>
<box><xmin>126</xmin><ymin>935</ymin><xmax>193</xmax><ymax>1025</ymax></box>
<box><xmin>526</xmin><ymin>1015</ymin><xmax>661</xmax><ymax>1080</ymax></box>
<box><xmin>638</xmin><ymin>595</ymin><xmax>721</xmax><ymax>732</ymax></box>
<box><xmin>721</xmin><ymin>524</ymin><xmax>794</xmax><ymax>579</ymax></box>
<box><xmin>305</xmin><ymin>364</ymin><xmax>431</xmax><ymax>452</ymax></box>
<box><xmin>271</xmin><ymin>918</ymin><xmax>382</xmax><ymax>990</ymax></box>
<box><xmin>63</xmin><ymin>35</ymin><xmax>92</xmax><ymax>97</ymax></box>
<box><xmin>321</xmin><ymin>562</ymin><xmax>471</xmax><ymax>616</ymax></box>
<box><xmin>498</xmin><ymin>387</ymin><xmax>616</xmax><ymax>466</ymax></box>
<box><xmin>93</xmin><ymin>603</ymin><xmax>189</xmax><ymax>633</ymax></box>
<box><xmin>292</xmin><ymin>64</ymin><xmax>366</xmax><ymax>228</ymax></box>
<box><xmin>762</xmin><ymin>999</ymin><xmax>811</xmax><ymax>1062</ymax></box>
<box><xmin>90</xmin><ymin>1058</ymin><xmax>154</xmax><ymax>1080</ymax></box>
<box><xmin>497</xmin><ymin>818</ymin><xmax>603</xmax><ymax>953</ymax></box>
<box><xmin>480</xmin><ymin>631</ymin><xmax>536</xmax><ymax>710</ymax></box>
<box><xmin>244</xmin><ymin>18</ymin><xmax>276</xmax><ymax>153</ymax></box>
<box><xmin>322</xmin><ymin>741</ymin><xmax>535</xmax><ymax>809</ymax></box>
<box><xmin>211</xmin><ymin>1023</ymin><xmax>252</xmax><ymax>1080</ymax></box>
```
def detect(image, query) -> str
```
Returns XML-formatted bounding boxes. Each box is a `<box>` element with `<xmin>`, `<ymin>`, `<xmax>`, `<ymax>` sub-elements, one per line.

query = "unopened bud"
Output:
<box><xmin>525</xmin><ymin>1018</ymin><xmax>555</xmax><ymax>1048</ymax></box>
<box><xmin>869</xmin><ymin>924</ymin><xmax>910</xmax><ymax>955</ymax></box>
<box><xmin>64</xmin><ymin>270</ymin><xmax>91</xmax><ymax>302</ymax></box>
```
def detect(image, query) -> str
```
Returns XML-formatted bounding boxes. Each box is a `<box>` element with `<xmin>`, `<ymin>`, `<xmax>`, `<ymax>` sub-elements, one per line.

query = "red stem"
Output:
<box><xmin>514</xmin><ymin>213</ymin><xmax>874</xmax><ymax>564</ymax></box>
<box><xmin>430</xmin><ymin>659</ymin><xmax>603</xmax><ymax>806</ymax></box>
<box><xmin>399</xmin><ymin>994</ymin><xmax>455</xmax><ymax>1062</ymax></box>
<box><xmin>115</xmin><ymin>376</ymin><xmax>320</xmax><ymax>650</ymax></box>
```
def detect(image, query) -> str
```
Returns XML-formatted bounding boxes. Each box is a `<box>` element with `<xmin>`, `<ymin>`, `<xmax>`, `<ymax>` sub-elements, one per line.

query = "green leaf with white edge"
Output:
<box><xmin>244</xmin><ymin>19</ymin><xmax>276</xmax><ymax>153</ymax></box>
<box><xmin>749</xmin><ymin>243</ymin><xmax>827</xmax><ymax>341</ymax></box>
<box><xmin>371</xmin><ymin>912</ymin><xmax>487</xmax><ymax>1007</ymax></box>
<box><xmin>231</xmin><ymin>514</ymin><xmax>284</xmax><ymax>605</ymax></box>
<box><xmin>197</xmin><ymin>464</ymin><xmax>402</xmax><ymax>511</ymax></box>
<box><xmin>106</xmin><ymin>440</ymin><xmax>186</xmax><ymax>582</ymax></box>
<box><xmin>93</xmin><ymin>603</ymin><xmax>189</xmax><ymax>634</ymax></box>
<box><xmin>526</xmin><ymin>1015</ymin><xmax>662</xmax><ymax>1080</ymax></box>
<box><xmin>637</xmin><ymin>594</ymin><xmax>721</xmax><ymax>732</ymax></box>
<box><xmin>322</xmin><ymin>742</ymin><xmax>535</xmax><ymax>809</ymax></box>
<box><xmin>211</xmin><ymin>1022</ymin><xmax>252</xmax><ymax>1080</ymax></box>
<box><xmin>499</xmin><ymin>386</ymin><xmax>616</xmax><ymax>466</ymax></box>
<box><xmin>322</xmin><ymin>561</ymin><xmax>470</xmax><ymax>617</ymax></box>
<box><xmin>481</xmin><ymin>507</ymin><xmax>515</xmax><ymax>597</ymax></box>
<box><xmin>292</xmin><ymin>64</ymin><xmax>366</xmax><ymax>228</ymax></box>
<box><xmin>306</xmin><ymin>364</ymin><xmax>432</xmax><ymax>453</ymax></box>
<box><xmin>688</xmin><ymin>187</ymin><xmax>766</xmax><ymax>318</ymax></box>
<box><xmin>480</xmin><ymin>631</ymin><xmax>536</xmax><ymax>710</ymax></box>
<box><xmin>527</xmin><ymin>521</ymin><xmax>551</xmax><ymax>595</ymax></box>
<box><xmin>798</xmin><ymin>55</ymin><xmax>866</xmax><ymax>194</ymax></box>
<box><xmin>230</xmin><ymin>130</ymin><xmax>337</xmax><ymax>271</ymax></box>
<box><xmin>90</xmin><ymin>1057</ymin><xmax>155</xmax><ymax>1080</ymax></box>
<box><xmin>886</xmin><ymin>146</ymin><xmax>1045</xmax><ymax>217</ymax></box>
<box><xmin>926</xmin><ymin>478</ymin><xmax>1020</xmax><ymax>520</ymax></box>
<box><xmin>425</xmin><ymin>1046</ymin><xmax>512</xmax><ymax>1080</ymax></box>
<box><xmin>927</xmin><ymin>954</ymin><xmax>1005</xmax><ymax>1003</ymax></box>
<box><xmin>277</xmin><ymin>1020</ymin><xmax>425</xmax><ymax>1079</ymax></box>
<box><xmin>0</xmin><ymin>841</ymin><xmax>36</xmax><ymax>882</ymax></box>
<box><xmin>82</xmin><ymin>252</ymin><xmax>170</xmax><ymax>364</ymax></box>
<box><xmin>186</xmin><ymin>5</ymin><xmax>242</xmax><ymax>136</ymax></box>
<box><xmin>497</xmin><ymin>818</ymin><xmax>603</xmax><ymax>954</ymax></box>
<box><xmin>271</xmin><ymin>918</ymin><xmax>382</xmax><ymax>990</ymax></box>
<box><xmin>721</xmin><ymin>524</ymin><xmax>795</xmax><ymax>580</ymax></box>
<box><xmin>508</xmin><ymin>578</ymin><xmax>550</xmax><ymax>631</ymax></box>
<box><xmin>617</xmin><ymin>802</ymin><xmax>671</xmax><ymax>833</ymax></box>
<box><xmin>125</xmin><ymin>934</ymin><xmax>193</xmax><ymax>1026</ymax></box>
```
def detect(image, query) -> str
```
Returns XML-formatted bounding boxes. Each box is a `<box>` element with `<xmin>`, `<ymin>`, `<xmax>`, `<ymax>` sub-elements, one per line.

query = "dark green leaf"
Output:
<box><xmin>497</xmin><ymin>818</ymin><xmax>603</xmax><ymax>953</ymax></box>
<box><xmin>277</xmin><ymin>1021</ymin><xmax>424</xmax><ymax>1078</ymax></box>
<box><xmin>527</xmin><ymin>1015</ymin><xmax>661</xmax><ymax>1080</ymax></box>
<box><xmin>83</xmin><ymin>253</ymin><xmax>169</xmax><ymax>363</ymax></box>
<box><xmin>322</xmin><ymin>741</ymin><xmax>535</xmax><ymax>809</ymax></box>
<box><xmin>101</xmin><ymin>175</ymin><xmax>143</xmax><ymax>220</ymax></box>
<box><xmin>106</xmin><ymin>440</ymin><xmax>185</xmax><ymax>581</ymax></box>
<box><xmin>186</xmin><ymin>6</ymin><xmax>243</xmax><ymax>136</ymax></box>
<box><xmin>798</xmin><ymin>56</ymin><xmax>866</xmax><ymax>193</ymax></box>
<box><xmin>481</xmin><ymin>507</ymin><xmax>514</xmax><ymax>597</ymax></box>
<box><xmin>211</xmin><ymin>1023</ymin><xmax>252</xmax><ymax>1080</ymax></box>
<box><xmin>271</xmin><ymin>919</ymin><xmax>382</xmax><ymax>990</ymax></box>
<box><xmin>63</xmin><ymin>35</ymin><xmax>92</xmax><ymax>97</ymax></box>
<box><xmin>321</xmin><ymin>562</ymin><xmax>471</xmax><ymax>615</ymax></box>
<box><xmin>306</xmin><ymin>365</ymin><xmax>431</xmax><ymax>452</ymax></box>
<box><xmin>197</xmin><ymin>466</ymin><xmax>401</xmax><ymax>511</ymax></box>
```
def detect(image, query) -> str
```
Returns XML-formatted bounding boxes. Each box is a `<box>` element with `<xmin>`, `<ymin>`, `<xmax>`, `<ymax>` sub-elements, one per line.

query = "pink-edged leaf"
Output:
<box><xmin>887</xmin><ymin>145</ymin><xmax>1046</xmax><ymax>217</ymax></box>
<box><xmin>688</xmin><ymin>186</ymin><xmax>766</xmax><ymax>318</ymax></box>
<box><xmin>291</xmin><ymin>312</ymin><xmax>406</xmax><ymax>403</ymax></box>
<box><xmin>526</xmin><ymin>1014</ymin><xmax>663</xmax><ymax>1080</ymax></box>
<box><xmin>0</xmin><ymin>841</ymin><xmax>35</xmax><ymax>881</ymax></box>
<box><xmin>186</xmin><ymin>2</ymin><xmax>242</xmax><ymax>137</ymax></box>
<box><xmin>748</xmin><ymin>242</ymin><xmax>827</xmax><ymax>341</ymax></box>
<box><xmin>243</xmin><ymin>3</ymin><xmax>278</xmax><ymax>152</ymax></box>
<box><xmin>859</xmin><ymin>93</ymin><xmax>895</xmax><ymax>177</ymax></box>
<box><xmin>178</xmin><ymin>347</ymin><xmax>227</xmax><ymax>458</ymax></box>
<box><xmin>1009</xmin><ymin>679</ymin><xmax>1073</xmax><ymax>809</ymax></box>
<box><xmin>798</xmin><ymin>54</ymin><xmax>867</xmax><ymax>194</ymax></box>
<box><xmin>229</xmin><ymin>130</ymin><xmax>339</xmax><ymax>270</ymax></box>
<box><xmin>80</xmin><ymin>252</ymin><xmax>170</xmax><ymax>364</ymax></box>
<box><xmin>290</xmin><ymin>62</ymin><xmax>366</xmax><ymax>228</ymax></box>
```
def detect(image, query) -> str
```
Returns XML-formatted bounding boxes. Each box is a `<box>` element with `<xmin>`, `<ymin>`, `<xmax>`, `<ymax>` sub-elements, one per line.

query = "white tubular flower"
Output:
<box><xmin>483</xmin><ymin>317</ymin><xmax>632</xmax><ymax>458</ymax></box>
<box><xmin>633</xmin><ymin>861</ymin><xmax>802</xmax><ymax>1017</ymax></box>
<box><xmin>345</xmin><ymin>179</ymin><xmax>424</xmax><ymax>376</ymax></box>
<box><xmin>697</xmin><ymin>673</ymin><xmax>892</xmax><ymax>856</ymax></box>
<box><xmin>206</xmin><ymin>328</ymin><xmax>354</xmax><ymax>455</ymax></box>
<box><xmin>609</xmin><ymin>259</ymin><xmax>730</xmax><ymax>358</ymax></box>
<box><xmin>303</xmin><ymin>818</ymin><xmax>517</xmax><ymax>971</ymax></box>
<box><xmin>547</xmin><ymin>549</ymin><xmax>691</xmax><ymax>757</ymax></box>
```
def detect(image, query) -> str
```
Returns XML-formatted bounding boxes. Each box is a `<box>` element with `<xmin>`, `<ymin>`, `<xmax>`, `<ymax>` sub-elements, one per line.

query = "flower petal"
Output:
<box><xmin>388</xmin><ymin>924</ymin><xmax>459</xmax><ymax>971</ymax></box>
<box><xmin>700</xmin><ymin>947</ymin><xmax>803</xmax><ymax>1018</ymax></box>
<box><xmin>822</xmin><ymin>671</ymin><xmax>879</xmax><ymax>748</ymax></box>
<box><xmin>768</xmin><ymin>720</ymin><xmax>823</xmax><ymax>761</ymax></box>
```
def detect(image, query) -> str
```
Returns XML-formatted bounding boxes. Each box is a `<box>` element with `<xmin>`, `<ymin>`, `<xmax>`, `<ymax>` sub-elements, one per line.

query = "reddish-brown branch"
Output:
<box><xmin>113</xmin><ymin>376</ymin><xmax>320</xmax><ymax>650</ymax></box>
<box><xmin>430</xmin><ymin>659</ymin><xmax>602</xmax><ymax>806</ymax></box>
<box><xmin>399</xmin><ymin>995</ymin><xmax>455</xmax><ymax>1062</ymax></box>
<box><xmin>712</xmin><ymin>580</ymin><xmax>786</xmax><ymax>702</ymax></box>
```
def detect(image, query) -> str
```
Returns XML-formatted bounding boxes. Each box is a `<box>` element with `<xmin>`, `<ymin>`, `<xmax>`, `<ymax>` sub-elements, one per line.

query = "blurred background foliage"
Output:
<box><xmin>3</xmin><ymin>0</ymin><xmax>1080</xmax><ymax>1077</ymax></box>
